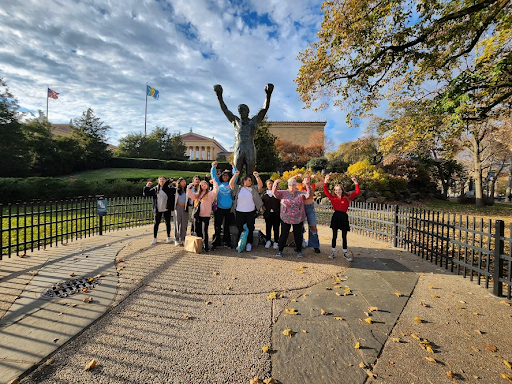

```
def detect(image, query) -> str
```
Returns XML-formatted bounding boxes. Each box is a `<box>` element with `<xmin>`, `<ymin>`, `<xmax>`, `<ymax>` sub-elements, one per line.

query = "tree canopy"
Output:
<box><xmin>296</xmin><ymin>0</ymin><xmax>511</xmax><ymax>124</ymax></box>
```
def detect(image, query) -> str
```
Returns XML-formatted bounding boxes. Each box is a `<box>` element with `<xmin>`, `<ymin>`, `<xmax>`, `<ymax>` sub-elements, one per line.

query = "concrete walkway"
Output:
<box><xmin>0</xmin><ymin>222</ymin><xmax>510</xmax><ymax>384</ymax></box>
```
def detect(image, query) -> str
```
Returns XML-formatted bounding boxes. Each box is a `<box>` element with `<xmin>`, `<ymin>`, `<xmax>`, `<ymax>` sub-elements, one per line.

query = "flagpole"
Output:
<box><xmin>46</xmin><ymin>86</ymin><xmax>49</xmax><ymax>122</ymax></box>
<box><xmin>144</xmin><ymin>83</ymin><xmax>148</xmax><ymax>136</ymax></box>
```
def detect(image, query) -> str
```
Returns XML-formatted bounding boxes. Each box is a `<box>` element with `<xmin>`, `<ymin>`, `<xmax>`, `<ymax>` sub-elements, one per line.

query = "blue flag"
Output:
<box><xmin>146</xmin><ymin>85</ymin><xmax>159</xmax><ymax>100</ymax></box>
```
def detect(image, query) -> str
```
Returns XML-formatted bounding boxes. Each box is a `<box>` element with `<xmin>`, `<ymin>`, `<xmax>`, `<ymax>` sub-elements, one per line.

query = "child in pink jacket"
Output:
<box><xmin>187</xmin><ymin>179</ymin><xmax>218</xmax><ymax>252</ymax></box>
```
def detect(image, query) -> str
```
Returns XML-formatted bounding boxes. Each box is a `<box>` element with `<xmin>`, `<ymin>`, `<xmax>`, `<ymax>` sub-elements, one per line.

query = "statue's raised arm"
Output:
<box><xmin>254</xmin><ymin>84</ymin><xmax>274</xmax><ymax>123</ymax></box>
<box><xmin>213</xmin><ymin>84</ymin><xmax>237</xmax><ymax>123</ymax></box>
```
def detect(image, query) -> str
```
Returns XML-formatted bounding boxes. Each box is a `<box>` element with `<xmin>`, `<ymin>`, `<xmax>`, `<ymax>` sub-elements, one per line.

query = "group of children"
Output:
<box><xmin>143</xmin><ymin>162</ymin><xmax>359</xmax><ymax>260</ymax></box>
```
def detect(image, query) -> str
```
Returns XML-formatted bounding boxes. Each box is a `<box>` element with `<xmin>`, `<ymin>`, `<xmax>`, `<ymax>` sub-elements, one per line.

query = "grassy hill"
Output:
<box><xmin>62</xmin><ymin>168</ymin><xmax>205</xmax><ymax>181</ymax></box>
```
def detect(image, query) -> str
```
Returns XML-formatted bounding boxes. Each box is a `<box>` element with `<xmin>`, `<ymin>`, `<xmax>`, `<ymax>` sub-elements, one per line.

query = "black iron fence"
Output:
<box><xmin>2</xmin><ymin>197</ymin><xmax>511</xmax><ymax>298</ymax></box>
<box><xmin>317</xmin><ymin>202</ymin><xmax>512</xmax><ymax>299</ymax></box>
<box><xmin>1</xmin><ymin>197</ymin><xmax>153</xmax><ymax>260</ymax></box>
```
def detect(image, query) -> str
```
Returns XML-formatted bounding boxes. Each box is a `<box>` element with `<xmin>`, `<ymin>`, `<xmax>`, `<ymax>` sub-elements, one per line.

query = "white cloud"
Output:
<box><xmin>0</xmin><ymin>0</ymin><xmax>364</xmax><ymax>150</ymax></box>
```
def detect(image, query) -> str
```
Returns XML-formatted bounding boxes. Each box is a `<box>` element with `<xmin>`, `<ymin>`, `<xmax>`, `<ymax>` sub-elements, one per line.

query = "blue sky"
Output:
<box><xmin>0</xmin><ymin>0</ymin><xmax>367</xmax><ymax>150</ymax></box>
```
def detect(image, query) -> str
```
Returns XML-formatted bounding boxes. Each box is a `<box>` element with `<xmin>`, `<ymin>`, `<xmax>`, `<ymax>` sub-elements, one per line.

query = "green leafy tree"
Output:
<box><xmin>296</xmin><ymin>0</ymin><xmax>511</xmax><ymax>124</ymax></box>
<box><xmin>71</xmin><ymin>108</ymin><xmax>112</xmax><ymax>170</ymax></box>
<box><xmin>328</xmin><ymin>136</ymin><xmax>382</xmax><ymax>165</ymax></box>
<box><xmin>0</xmin><ymin>78</ymin><xmax>31</xmax><ymax>176</ymax></box>
<box><xmin>255</xmin><ymin>119</ymin><xmax>280</xmax><ymax>171</ymax></box>
<box><xmin>115</xmin><ymin>127</ymin><xmax>187</xmax><ymax>160</ymax></box>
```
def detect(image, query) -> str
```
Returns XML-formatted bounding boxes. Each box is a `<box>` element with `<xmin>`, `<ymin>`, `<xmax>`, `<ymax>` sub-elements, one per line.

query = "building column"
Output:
<box><xmin>206</xmin><ymin>146</ymin><xmax>210</xmax><ymax>160</ymax></box>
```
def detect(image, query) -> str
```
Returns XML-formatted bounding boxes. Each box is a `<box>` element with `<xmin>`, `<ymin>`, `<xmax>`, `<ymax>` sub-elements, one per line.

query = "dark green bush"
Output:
<box><xmin>110</xmin><ymin>157</ymin><xmax>229</xmax><ymax>172</ymax></box>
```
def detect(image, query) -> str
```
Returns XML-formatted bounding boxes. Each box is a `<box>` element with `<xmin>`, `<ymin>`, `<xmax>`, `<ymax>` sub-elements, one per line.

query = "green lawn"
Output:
<box><xmin>62</xmin><ymin>168</ymin><xmax>205</xmax><ymax>181</ymax></box>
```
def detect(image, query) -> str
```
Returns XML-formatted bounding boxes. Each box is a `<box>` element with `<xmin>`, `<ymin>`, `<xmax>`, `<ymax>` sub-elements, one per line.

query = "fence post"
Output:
<box><xmin>493</xmin><ymin>220</ymin><xmax>504</xmax><ymax>297</ymax></box>
<box><xmin>393</xmin><ymin>205</ymin><xmax>399</xmax><ymax>248</ymax></box>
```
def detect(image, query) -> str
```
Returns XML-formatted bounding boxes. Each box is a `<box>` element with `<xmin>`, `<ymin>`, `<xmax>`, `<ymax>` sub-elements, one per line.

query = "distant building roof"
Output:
<box><xmin>180</xmin><ymin>132</ymin><xmax>228</xmax><ymax>153</ymax></box>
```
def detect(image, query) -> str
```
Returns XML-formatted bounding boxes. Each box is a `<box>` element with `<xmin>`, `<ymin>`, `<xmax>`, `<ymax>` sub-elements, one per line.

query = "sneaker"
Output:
<box><xmin>273</xmin><ymin>242</ymin><xmax>279</xmax><ymax>250</ymax></box>
<box><xmin>297</xmin><ymin>251</ymin><xmax>303</xmax><ymax>258</ymax></box>
<box><xmin>174</xmin><ymin>240</ymin><xmax>179</xmax><ymax>246</ymax></box>
<box><xmin>179</xmin><ymin>241</ymin><xmax>184</xmax><ymax>247</ymax></box>
<box><xmin>328</xmin><ymin>249</ymin><xmax>335</xmax><ymax>259</ymax></box>
<box><xmin>223</xmin><ymin>242</ymin><xmax>230</xmax><ymax>248</ymax></box>
<box><xmin>314</xmin><ymin>248</ymin><xmax>321</xmax><ymax>254</ymax></box>
<box><xmin>246</xmin><ymin>243</ymin><xmax>252</xmax><ymax>252</ymax></box>
<box><xmin>265</xmin><ymin>240</ymin><xmax>272</xmax><ymax>249</ymax></box>
<box><xmin>302</xmin><ymin>240</ymin><xmax>308</xmax><ymax>248</ymax></box>
<box><xmin>166</xmin><ymin>237</ymin><xmax>172</xmax><ymax>244</ymax></box>
<box><xmin>276</xmin><ymin>251</ymin><xmax>283</xmax><ymax>258</ymax></box>
<box><xmin>151</xmin><ymin>238</ymin><xmax>157</xmax><ymax>245</ymax></box>
<box><xmin>343</xmin><ymin>251</ymin><xmax>353</xmax><ymax>262</ymax></box>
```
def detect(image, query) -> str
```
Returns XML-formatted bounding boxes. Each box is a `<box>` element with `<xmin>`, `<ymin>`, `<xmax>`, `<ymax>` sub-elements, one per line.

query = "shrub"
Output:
<box><xmin>110</xmin><ymin>157</ymin><xmax>230</xmax><ymax>172</ymax></box>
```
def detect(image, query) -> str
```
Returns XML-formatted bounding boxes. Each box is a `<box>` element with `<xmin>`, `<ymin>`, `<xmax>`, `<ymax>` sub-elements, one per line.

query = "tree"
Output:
<box><xmin>23</xmin><ymin>112</ymin><xmax>58</xmax><ymax>175</ymax></box>
<box><xmin>71</xmin><ymin>108</ymin><xmax>112</xmax><ymax>170</ymax></box>
<box><xmin>295</xmin><ymin>0</ymin><xmax>511</xmax><ymax>125</ymax></box>
<box><xmin>328</xmin><ymin>136</ymin><xmax>382</xmax><ymax>165</ymax></box>
<box><xmin>115</xmin><ymin>127</ymin><xmax>187</xmax><ymax>160</ymax></box>
<box><xmin>0</xmin><ymin>78</ymin><xmax>31</xmax><ymax>176</ymax></box>
<box><xmin>255</xmin><ymin>119</ymin><xmax>280</xmax><ymax>171</ymax></box>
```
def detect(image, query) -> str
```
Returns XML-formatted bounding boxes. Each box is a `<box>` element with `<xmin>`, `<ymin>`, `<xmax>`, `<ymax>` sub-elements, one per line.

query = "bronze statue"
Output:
<box><xmin>213</xmin><ymin>83</ymin><xmax>274</xmax><ymax>176</ymax></box>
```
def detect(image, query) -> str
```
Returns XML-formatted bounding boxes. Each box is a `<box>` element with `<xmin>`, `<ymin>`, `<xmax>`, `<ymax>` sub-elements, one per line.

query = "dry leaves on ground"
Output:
<box><xmin>84</xmin><ymin>359</ymin><xmax>97</xmax><ymax>371</ymax></box>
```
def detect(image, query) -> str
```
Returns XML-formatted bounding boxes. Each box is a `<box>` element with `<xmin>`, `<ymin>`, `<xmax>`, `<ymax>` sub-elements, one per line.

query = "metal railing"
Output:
<box><xmin>1</xmin><ymin>197</ymin><xmax>153</xmax><ymax>259</ymax></box>
<box><xmin>316</xmin><ymin>202</ymin><xmax>512</xmax><ymax>299</ymax></box>
<box><xmin>3</xmin><ymin>197</ymin><xmax>511</xmax><ymax>298</ymax></box>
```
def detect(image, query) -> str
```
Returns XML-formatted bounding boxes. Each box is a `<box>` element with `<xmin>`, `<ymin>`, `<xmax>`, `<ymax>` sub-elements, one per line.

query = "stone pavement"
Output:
<box><xmin>0</xmin><ymin>221</ymin><xmax>510</xmax><ymax>384</ymax></box>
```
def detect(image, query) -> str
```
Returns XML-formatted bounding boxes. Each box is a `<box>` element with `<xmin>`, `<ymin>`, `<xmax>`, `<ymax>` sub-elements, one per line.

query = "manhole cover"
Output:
<box><xmin>40</xmin><ymin>277</ymin><xmax>101</xmax><ymax>299</ymax></box>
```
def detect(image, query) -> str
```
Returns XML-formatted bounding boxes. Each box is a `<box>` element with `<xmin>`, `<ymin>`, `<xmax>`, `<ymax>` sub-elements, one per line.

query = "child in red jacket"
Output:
<box><xmin>323</xmin><ymin>175</ymin><xmax>360</xmax><ymax>261</ymax></box>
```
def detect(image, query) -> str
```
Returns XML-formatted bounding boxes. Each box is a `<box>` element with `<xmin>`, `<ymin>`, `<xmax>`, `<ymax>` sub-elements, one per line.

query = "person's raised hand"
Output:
<box><xmin>324</xmin><ymin>175</ymin><xmax>330</xmax><ymax>183</ymax></box>
<box><xmin>274</xmin><ymin>179</ymin><xmax>281</xmax><ymax>184</ymax></box>
<box><xmin>351</xmin><ymin>176</ymin><xmax>358</xmax><ymax>184</ymax></box>
<box><xmin>146</xmin><ymin>181</ymin><xmax>153</xmax><ymax>187</ymax></box>
<box><xmin>234</xmin><ymin>170</ymin><xmax>240</xmax><ymax>176</ymax></box>
<box><xmin>212</xmin><ymin>160</ymin><xmax>218</xmax><ymax>167</ymax></box>
<box><xmin>253</xmin><ymin>171</ymin><xmax>259</xmax><ymax>178</ymax></box>
<box><xmin>213</xmin><ymin>84</ymin><xmax>223</xmax><ymax>96</ymax></box>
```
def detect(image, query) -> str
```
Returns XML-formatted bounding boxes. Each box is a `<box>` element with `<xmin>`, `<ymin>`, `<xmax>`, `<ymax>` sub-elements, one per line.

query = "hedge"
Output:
<box><xmin>0</xmin><ymin>177</ymin><xmax>143</xmax><ymax>203</ymax></box>
<box><xmin>110</xmin><ymin>157</ymin><xmax>230</xmax><ymax>172</ymax></box>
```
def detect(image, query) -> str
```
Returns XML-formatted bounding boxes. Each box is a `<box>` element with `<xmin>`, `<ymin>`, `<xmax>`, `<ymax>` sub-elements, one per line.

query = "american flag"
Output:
<box><xmin>47</xmin><ymin>88</ymin><xmax>59</xmax><ymax>99</ymax></box>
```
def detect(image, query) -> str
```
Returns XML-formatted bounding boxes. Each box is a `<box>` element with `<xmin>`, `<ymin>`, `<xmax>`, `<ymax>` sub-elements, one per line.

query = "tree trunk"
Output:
<box><xmin>471</xmin><ymin>135</ymin><xmax>485</xmax><ymax>207</ymax></box>
<box><xmin>507</xmin><ymin>171</ymin><xmax>512</xmax><ymax>202</ymax></box>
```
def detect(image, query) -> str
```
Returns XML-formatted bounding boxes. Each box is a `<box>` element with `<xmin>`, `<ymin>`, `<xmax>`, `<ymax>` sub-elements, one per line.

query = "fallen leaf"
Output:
<box><xmin>69</xmin><ymin>273</ymin><xmax>76</xmax><ymax>277</ymax></box>
<box><xmin>484</xmin><ymin>344</ymin><xmax>498</xmax><ymax>352</ymax></box>
<box><xmin>321</xmin><ymin>309</ymin><xmax>328</xmax><ymax>315</ymax></box>
<box><xmin>84</xmin><ymin>359</ymin><xmax>97</xmax><ymax>371</ymax></box>
<box><xmin>83</xmin><ymin>296</ymin><xmax>93</xmax><ymax>303</ymax></box>
<box><xmin>446</xmin><ymin>371</ymin><xmax>455</xmax><ymax>379</ymax></box>
<box><xmin>471</xmin><ymin>346</ymin><xmax>479</xmax><ymax>352</ymax></box>
<box><xmin>250</xmin><ymin>377</ymin><xmax>264</xmax><ymax>384</ymax></box>
<box><xmin>392</xmin><ymin>338</ymin><xmax>401</xmax><ymax>343</ymax></box>
<box><xmin>395</xmin><ymin>292</ymin><xmax>402</xmax><ymax>297</ymax></box>
<box><xmin>282</xmin><ymin>329</ymin><xmax>294</xmax><ymax>337</ymax></box>
<box><xmin>431</xmin><ymin>294</ymin><xmax>440</xmax><ymax>298</ymax></box>
<box><xmin>504</xmin><ymin>360</ymin><xmax>512</xmax><ymax>369</ymax></box>
<box><xmin>459</xmin><ymin>300</ymin><xmax>466</xmax><ymax>304</ymax></box>
<box><xmin>475</xmin><ymin>330</ymin><xmax>483</xmax><ymax>335</ymax></box>
<box><xmin>45</xmin><ymin>358</ymin><xmax>55</xmax><ymax>365</ymax></box>
<box><xmin>7</xmin><ymin>379</ymin><xmax>20</xmax><ymax>384</ymax></box>
<box><xmin>334</xmin><ymin>316</ymin><xmax>344</xmax><ymax>321</ymax></box>
<box><xmin>365</xmin><ymin>317</ymin><xmax>373</xmax><ymax>324</ymax></box>
<box><xmin>262</xmin><ymin>346</ymin><xmax>270</xmax><ymax>353</ymax></box>
<box><xmin>354</xmin><ymin>342</ymin><xmax>360</xmax><ymax>349</ymax></box>
<box><xmin>297</xmin><ymin>269</ymin><xmax>304</xmax><ymax>273</ymax></box>
<box><xmin>425</xmin><ymin>357</ymin><xmax>437</xmax><ymax>363</ymax></box>
<box><xmin>285</xmin><ymin>308</ymin><xmax>298</xmax><ymax>315</ymax></box>
<box><xmin>501</xmin><ymin>373</ymin><xmax>512</xmax><ymax>383</ymax></box>
<box><xmin>325</xmin><ymin>287</ymin><xmax>332</xmax><ymax>290</ymax></box>
<box><xmin>82</xmin><ymin>288</ymin><xmax>88</xmax><ymax>293</ymax></box>
<box><xmin>335</xmin><ymin>292</ymin><xmax>342</xmax><ymax>296</ymax></box>
<box><xmin>428</xmin><ymin>286</ymin><xmax>434</xmax><ymax>289</ymax></box>
<box><xmin>365</xmin><ymin>369</ymin><xmax>376</xmax><ymax>378</ymax></box>
<box><xmin>117</xmin><ymin>259</ymin><xmax>124</xmax><ymax>263</ymax></box>
<box><xmin>263</xmin><ymin>379</ymin><xmax>276</xmax><ymax>384</ymax></box>
<box><xmin>414</xmin><ymin>317</ymin><xmax>423</xmax><ymax>323</ymax></box>
<box><xmin>359</xmin><ymin>362</ymin><xmax>366</xmax><ymax>368</ymax></box>
<box><xmin>419</xmin><ymin>301</ymin><xmax>431</xmax><ymax>308</ymax></box>
<box><xmin>426</xmin><ymin>346</ymin><xmax>434</xmax><ymax>354</ymax></box>
<box><xmin>213</xmin><ymin>271</ymin><xmax>219</xmax><ymax>276</ymax></box>
<box><xmin>205</xmin><ymin>301</ymin><xmax>211</xmax><ymax>305</ymax></box>
<box><xmin>369</xmin><ymin>306</ymin><xmax>378</xmax><ymax>312</ymax></box>
<box><xmin>473</xmin><ymin>312</ymin><xmax>480</xmax><ymax>316</ymax></box>
<box><xmin>411</xmin><ymin>334</ymin><xmax>420</xmax><ymax>340</ymax></box>
<box><xmin>500</xmin><ymin>300</ymin><xmax>511</xmax><ymax>306</ymax></box>
<box><xmin>225</xmin><ymin>286</ymin><xmax>232</xmax><ymax>290</ymax></box>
